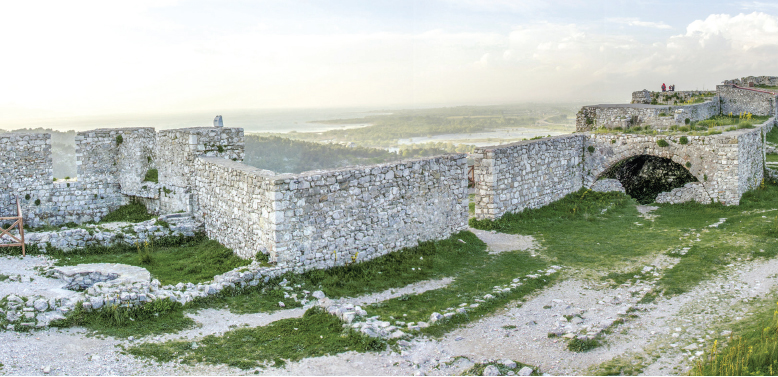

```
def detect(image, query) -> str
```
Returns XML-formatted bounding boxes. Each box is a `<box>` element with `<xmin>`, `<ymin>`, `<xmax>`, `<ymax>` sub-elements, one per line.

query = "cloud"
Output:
<box><xmin>3</xmin><ymin>5</ymin><xmax>778</xmax><ymax>116</ymax></box>
<box><xmin>607</xmin><ymin>17</ymin><xmax>673</xmax><ymax>29</ymax></box>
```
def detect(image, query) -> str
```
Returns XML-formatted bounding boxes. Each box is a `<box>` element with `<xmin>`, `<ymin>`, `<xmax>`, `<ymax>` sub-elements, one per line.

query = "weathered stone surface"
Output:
<box><xmin>590</xmin><ymin>179</ymin><xmax>625</xmax><ymax>193</ymax></box>
<box><xmin>194</xmin><ymin>154</ymin><xmax>469</xmax><ymax>268</ymax></box>
<box><xmin>51</xmin><ymin>263</ymin><xmax>151</xmax><ymax>290</ymax></box>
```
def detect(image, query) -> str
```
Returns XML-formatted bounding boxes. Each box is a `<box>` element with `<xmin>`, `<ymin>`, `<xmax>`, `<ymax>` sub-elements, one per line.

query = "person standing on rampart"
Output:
<box><xmin>662</xmin><ymin>83</ymin><xmax>666</xmax><ymax>92</ymax></box>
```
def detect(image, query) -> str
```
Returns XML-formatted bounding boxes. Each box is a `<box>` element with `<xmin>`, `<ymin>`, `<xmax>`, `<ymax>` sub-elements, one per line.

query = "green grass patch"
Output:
<box><xmin>767</xmin><ymin>126</ymin><xmax>778</xmax><ymax>145</ymax></box>
<box><xmin>364</xmin><ymin>249</ymin><xmax>551</xmax><ymax>336</ymax></box>
<box><xmin>0</xmin><ymin>274</ymin><xmax>8</xmax><ymax>282</ymax></box>
<box><xmin>691</xmin><ymin>301</ymin><xmax>778</xmax><ymax>375</ymax></box>
<box><xmin>99</xmin><ymin>200</ymin><xmax>156</xmax><ymax>224</ymax></box>
<box><xmin>126</xmin><ymin>307</ymin><xmax>385</xmax><ymax>369</ymax></box>
<box><xmin>196</xmin><ymin>231</ymin><xmax>489</xmax><ymax>315</ymax></box>
<box><xmin>143</xmin><ymin>168</ymin><xmax>158</xmax><ymax>183</ymax></box>
<box><xmin>470</xmin><ymin>183</ymin><xmax>778</xmax><ymax>297</ymax></box>
<box><xmin>54</xmin><ymin>236</ymin><xmax>251</xmax><ymax>285</ymax></box>
<box><xmin>767</xmin><ymin>154</ymin><xmax>778</xmax><ymax>163</ymax></box>
<box><xmin>51</xmin><ymin>299</ymin><xmax>194</xmax><ymax>338</ymax></box>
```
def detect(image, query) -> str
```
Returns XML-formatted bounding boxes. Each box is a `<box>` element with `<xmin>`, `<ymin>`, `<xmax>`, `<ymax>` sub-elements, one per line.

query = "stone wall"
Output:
<box><xmin>576</xmin><ymin>100</ymin><xmax>719</xmax><ymax>132</ymax></box>
<box><xmin>193</xmin><ymin>158</ymin><xmax>277</xmax><ymax>260</ymax></box>
<box><xmin>194</xmin><ymin>155</ymin><xmax>469</xmax><ymax>270</ymax></box>
<box><xmin>724</xmin><ymin>76</ymin><xmax>778</xmax><ymax>87</ymax></box>
<box><xmin>157</xmin><ymin>128</ymin><xmax>244</xmax><ymax>214</ymax></box>
<box><xmin>0</xmin><ymin>127</ymin><xmax>243</xmax><ymax>227</ymax></box>
<box><xmin>584</xmin><ymin>133</ymin><xmax>739</xmax><ymax>204</ymax></box>
<box><xmin>274</xmin><ymin>155</ymin><xmax>468</xmax><ymax>270</ymax></box>
<box><xmin>472</xmin><ymin>135</ymin><xmax>585</xmax><ymax>220</ymax></box>
<box><xmin>0</xmin><ymin>133</ymin><xmax>53</xmax><ymax>226</ymax></box>
<box><xmin>117</xmin><ymin>128</ymin><xmax>158</xmax><ymax>199</ymax></box>
<box><xmin>737</xmin><ymin>118</ymin><xmax>775</xmax><ymax>196</ymax></box>
<box><xmin>631</xmin><ymin>90</ymin><xmax>716</xmax><ymax>105</ymax></box>
<box><xmin>718</xmin><ymin>85</ymin><xmax>777</xmax><ymax>117</ymax></box>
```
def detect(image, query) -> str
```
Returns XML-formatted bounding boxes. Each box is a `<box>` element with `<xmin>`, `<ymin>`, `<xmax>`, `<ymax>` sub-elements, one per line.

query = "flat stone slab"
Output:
<box><xmin>51</xmin><ymin>263</ymin><xmax>151</xmax><ymax>290</ymax></box>
<box><xmin>468</xmin><ymin>228</ymin><xmax>537</xmax><ymax>254</ymax></box>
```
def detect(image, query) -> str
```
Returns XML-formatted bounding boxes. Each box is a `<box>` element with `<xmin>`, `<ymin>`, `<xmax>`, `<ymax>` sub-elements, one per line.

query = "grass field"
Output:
<box><xmin>54</xmin><ymin>236</ymin><xmax>251</xmax><ymax>285</ymax></box>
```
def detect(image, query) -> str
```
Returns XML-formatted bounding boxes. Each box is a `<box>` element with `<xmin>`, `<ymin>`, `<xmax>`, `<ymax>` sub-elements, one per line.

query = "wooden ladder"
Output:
<box><xmin>0</xmin><ymin>195</ymin><xmax>25</xmax><ymax>256</ymax></box>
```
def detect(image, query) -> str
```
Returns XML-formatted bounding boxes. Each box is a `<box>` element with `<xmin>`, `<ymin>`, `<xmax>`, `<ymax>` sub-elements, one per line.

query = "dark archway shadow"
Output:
<box><xmin>600</xmin><ymin>155</ymin><xmax>698</xmax><ymax>204</ymax></box>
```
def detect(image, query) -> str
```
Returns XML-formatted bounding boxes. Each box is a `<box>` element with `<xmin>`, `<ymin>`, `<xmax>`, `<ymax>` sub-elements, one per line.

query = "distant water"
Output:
<box><xmin>2</xmin><ymin>108</ymin><xmax>388</xmax><ymax>133</ymax></box>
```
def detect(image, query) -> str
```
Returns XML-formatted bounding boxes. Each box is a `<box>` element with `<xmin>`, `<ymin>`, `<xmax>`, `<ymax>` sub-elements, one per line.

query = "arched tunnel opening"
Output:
<box><xmin>600</xmin><ymin>155</ymin><xmax>698</xmax><ymax>204</ymax></box>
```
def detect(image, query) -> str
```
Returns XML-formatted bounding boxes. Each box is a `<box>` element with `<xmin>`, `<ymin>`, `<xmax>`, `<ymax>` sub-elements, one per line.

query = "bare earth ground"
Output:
<box><xmin>1</xmin><ymin>217</ymin><xmax>777</xmax><ymax>376</ymax></box>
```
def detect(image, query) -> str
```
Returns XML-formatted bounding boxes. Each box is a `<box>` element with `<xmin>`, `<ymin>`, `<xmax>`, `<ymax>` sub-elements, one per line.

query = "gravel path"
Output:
<box><xmin>0</xmin><ymin>255</ymin><xmax>77</xmax><ymax>301</ymax></box>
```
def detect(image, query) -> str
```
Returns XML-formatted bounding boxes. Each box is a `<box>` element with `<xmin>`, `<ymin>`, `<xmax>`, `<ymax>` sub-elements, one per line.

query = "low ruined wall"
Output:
<box><xmin>576</xmin><ymin>101</ymin><xmax>718</xmax><ymax>132</ymax></box>
<box><xmin>631</xmin><ymin>90</ymin><xmax>716</xmax><ymax>105</ymax></box>
<box><xmin>718</xmin><ymin>85</ymin><xmax>777</xmax><ymax>117</ymax></box>
<box><xmin>472</xmin><ymin>134</ymin><xmax>585</xmax><ymax>220</ymax></box>
<box><xmin>724</xmin><ymin>76</ymin><xmax>778</xmax><ymax>87</ymax></box>
<box><xmin>194</xmin><ymin>155</ymin><xmax>469</xmax><ymax>270</ymax></box>
<box><xmin>0</xmin><ymin>127</ymin><xmax>244</xmax><ymax>227</ymax></box>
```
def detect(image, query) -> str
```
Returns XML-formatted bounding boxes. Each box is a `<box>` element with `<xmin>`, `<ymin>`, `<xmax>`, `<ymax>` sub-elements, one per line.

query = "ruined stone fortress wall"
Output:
<box><xmin>717</xmin><ymin>85</ymin><xmax>778</xmax><ymax>117</ymax></box>
<box><xmin>1</xmin><ymin>74</ymin><xmax>775</xmax><ymax>269</ymax></box>
<box><xmin>576</xmin><ymin>100</ymin><xmax>719</xmax><ymax>132</ymax></box>
<box><xmin>724</xmin><ymin>76</ymin><xmax>778</xmax><ymax>87</ymax></box>
<box><xmin>474</xmin><ymin>81</ymin><xmax>778</xmax><ymax>220</ymax></box>
<box><xmin>194</xmin><ymin>155</ymin><xmax>468</xmax><ymax>271</ymax></box>
<box><xmin>471</xmin><ymin>135</ymin><xmax>585</xmax><ymax>219</ymax></box>
<box><xmin>631</xmin><ymin>90</ymin><xmax>716</xmax><ymax>105</ymax></box>
<box><xmin>0</xmin><ymin>127</ymin><xmax>243</xmax><ymax>228</ymax></box>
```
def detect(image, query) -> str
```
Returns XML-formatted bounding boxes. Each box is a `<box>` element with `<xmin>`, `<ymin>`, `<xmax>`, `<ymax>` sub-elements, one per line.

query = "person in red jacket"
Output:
<box><xmin>661</xmin><ymin>83</ymin><xmax>666</xmax><ymax>92</ymax></box>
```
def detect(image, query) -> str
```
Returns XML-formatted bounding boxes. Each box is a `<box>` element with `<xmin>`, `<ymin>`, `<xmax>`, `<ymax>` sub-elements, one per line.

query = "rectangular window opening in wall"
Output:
<box><xmin>51</xmin><ymin>130</ymin><xmax>77</xmax><ymax>181</ymax></box>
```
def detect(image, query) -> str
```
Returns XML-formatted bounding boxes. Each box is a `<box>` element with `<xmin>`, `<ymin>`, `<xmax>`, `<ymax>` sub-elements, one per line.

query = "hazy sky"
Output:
<box><xmin>3</xmin><ymin>0</ymin><xmax>778</xmax><ymax>121</ymax></box>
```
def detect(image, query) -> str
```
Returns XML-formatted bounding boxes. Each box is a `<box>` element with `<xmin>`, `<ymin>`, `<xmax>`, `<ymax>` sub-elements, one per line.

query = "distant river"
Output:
<box><xmin>2</xmin><ymin>108</ymin><xmax>389</xmax><ymax>133</ymax></box>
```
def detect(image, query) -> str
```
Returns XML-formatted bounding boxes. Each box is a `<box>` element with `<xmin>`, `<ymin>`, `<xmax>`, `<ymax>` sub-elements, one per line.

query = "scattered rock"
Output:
<box><xmin>518</xmin><ymin>366</ymin><xmax>534</xmax><ymax>376</ymax></box>
<box><xmin>499</xmin><ymin>359</ymin><xmax>517</xmax><ymax>369</ymax></box>
<box><xmin>482</xmin><ymin>365</ymin><xmax>501</xmax><ymax>376</ymax></box>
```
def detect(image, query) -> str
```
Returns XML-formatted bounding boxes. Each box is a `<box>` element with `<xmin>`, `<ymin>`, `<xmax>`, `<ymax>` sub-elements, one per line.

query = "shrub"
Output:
<box><xmin>657</xmin><ymin>139</ymin><xmax>670</xmax><ymax>147</ymax></box>
<box><xmin>685</xmin><ymin>118</ymin><xmax>691</xmax><ymax>125</ymax></box>
<box><xmin>115</xmin><ymin>134</ymin><xmax>123</xmax><ymax>145</ymax></box>
<box><xmin>24</xmin><ymin>194</ymin><xmax>30</xmax><ymax>200</ymax></box>
<box><xmin>568</xmin><ymin>337</ymin><xmax>601</xmax><ymax>352</ymax></box>
<box><xmin>685</xmin><ymin>162</ymin><xmax>692</xmax><ymax>168</ymax></box>
<box><xmin>64</xmin><ymin>176</ymin><xmax>70</xmax><ymax>180</ymax></box>
<box><xmin>679</xmin><ymin>136</ymin><xmax>689</xmax><ymax>145</ymax></box>
<box><xmin>679</xmin><ymin>126</ymin><xmax>690</xmax><ymax>132</ymax></box>
<box><xmin>587</xmin><ymin>146</ymin><xmax>595</xmax><ymax>153</ymax></box>
<box><xmin>34</xmin><ymin>199</ymin><xmax>41</xmax><ymax>206</ymax></box>
<box><xmin>611</xmin><ymin>139</ymin><xmax>616</xmax><ymax>144</ymax></box>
